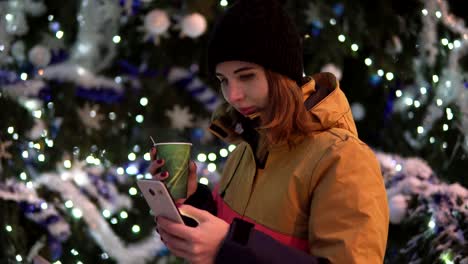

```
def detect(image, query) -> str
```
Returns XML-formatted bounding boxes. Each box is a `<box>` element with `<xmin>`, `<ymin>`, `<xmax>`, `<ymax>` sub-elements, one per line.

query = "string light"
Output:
<box><xmin>228</xmin><ymin>145</ymin><xmax>236</xmax><ymax>152</ymax></box>
<box><xmin>351</xmin><ymin>44</ymin><xmax>359</xmax><ymax>51</ymax></box>
<box><xmin>219</xmin><ymin>148</ymin><xmax>229</xmax><ymax>157</ymax></box>
<box><xmin>16</xmin><ymin>255</ymin><xmax>22</xmax><ymax>262</ymax></box>
<box><xmin>430</xmin><ymin>137</ymin><xmax>435</xmax><ymax>144</ymax></box>
<box><xmin>20</xmin><ymin>73</ymin><xmax>28</xmax><ymax>80</ymax></box>
<box><xmin>128</xmin><ymin>187</ymin><xmax>138</xmax><ymax>196</ymax></box>
<box><xmin>446</xmin><ymin>108</ymin><xmax>453</xmax><ymax>120</ymax></box>
<box><xmin>207</xmin><ymin>163</ymin><xmax>217</xmax><ymax>172</ymax></box>
<box><xmin>65</xmin><ymin>200</ymin><xmax>74</xmax><ymax>208</ymax></box>
<box><xmin>420</xmin><ymin>87</ymin><xmax>427</xmax><ymax>94</ymax></box>
<box><xmin>395</xmin><ymin>90</ymin><xmax>403</xmax><ymax>97</ymax></box>
<box><xmin>102</xmin><ymin>210</ymin><xmax>111</xmax><ymax>218</ymax></box>
<box><xmin>20</xmin><ymin>172</ymin><xmax>27</xmax><ymax>180</ymax></box>
<box><xmin>101</xmin><ymin>253</ymin><xmax>109</xmax><ymax>260</ymax></box>
<box><xmin>6</xmin><ymin>225</ymin><xmax>12</xmax><ymax>232</ymax></box>
<box><xmin>422</xmin><ymin>9</ymin><xmax>428</xmax><ymax>16</ymax></box>
<box><xmin>112</xmin><ymin>35</ymin><xmax>121</xmax><ymax>44</ymax></box>
<box><xmin>443</xmin><ymin>124</ymin><xmax>449</xmax><ymax>131</ymax></box>
<box><xmin>70</xmin><ymin>249</ymin><xmax>79</xmax><ymax>256</ymax></box>
<box><xmin>436</xmin><ymin>99</ymin><xmax>443</xmax><ymax>106</ymax></box>
<box><xmin>220</xmin><ymin>0</ymin><xmax>228</xmax><ymax>7</ymax></box>
<box><xmin>197</xmin><ymin>153</ymin><xmax>207</xmax><ymax>162</ymax></box>
<box><xmin>33</xmin><ymin>110</ymin><xmax>42</xmax><ymax>118</ymax></box>
<box><xmin>435</xmin><ymin>11</ymin><xmax>442</xmax><ymax>19</ymax></box>
<box><xmin>128</xmin><ymin>153</ymin><xmax>136</xmax><ymax>161</ymax></box>
<box><xmin>120</xmin><ymin>211</ymin><xmax>128</xmax><ymax>219</ymax></box>
<box><xmin>432</xmin><ymin>75</ymin><xmax>439</xmax><ymax>83</ymax></box>
<box><xmin>64</xmin><ymin>160</ymin><xmax>72</xmax><ymax>168</ymax></box>
<box><xmin>143</xmin><ymin>152</ymin><xmax>151</xmax><ymax>161</ymax></box>
<box><xmin>132</xmin><ymin>225</ymin><xmax>140</xmax><ymax>233</ymax></box>
<box><xmin>338</xmin><ymin>34</ymin><xmax>346</xmax><ymax>42</ymax></box>
<box><xmin>208</xmin><ymin>153</ymin><xmax>217</xmax><ymax>161</ymax></box>
<box><xmin>5</xmin><ymin>14</ymin><xmax>13</xmax><ymax>21</ymax></box>
<box><xmin>377</xmin><ymin>69</ymin><xmax>384</xmax><ymax>76</ymax></box>
<box><xmin>125</xmin><ymin>165</ymin><xmax>138</xmax><ymax>175</ymax></box>
<box><xmin>7</xmin><ymin>126</ymin><xmax>14</xmax><ymax>134</ymax></box>
<box><xmin>417</xmin><ymin>126</ymin><xmax>424</xmax><ymax>134</ymax></box>
<box><xmin>56</xmin><ymin>30</ymin><xmax>64</xmax><ymax>39</ymax></box>
<box><xmin>110</xmin><ymin>218</ymin><xmax>118</xmax><ymax>224</ymax></box>
<box><xmin>199</xmin><ymin>177</ymin><xmax>209</xmax><ymax>185</ymax></box>
<box><xmin>13</xmin><ymin>133</ymin><xmax>18</xmax><ymax>140</ymax></box>
<box><xmin>428</xmin><ymin>218</ymin><xmax>436</xmax><ymax>229</ymax></box>
<box><xmin>441</xmin><ymin>38</ymin><xmax>449</xmax><ymax>45</ymax></box>
<box><xmin>364</xmin><ymin>58</ymin><xmax>372</xmax><ymax>66</ymax></box>
<box><xmin>38</xmin><ymin>154</ymin><xmax>45</xmax><ymax>162</ymax></box>
<box><xmin>414</xmin><ymin>100</ymin><xmax>421</xmax><ymax>108</ymax></box>
<box><xmin>109</xmin><ymin>112</ymin><xmax>117</xmax><ymax>120</ymax></box>
<box><xmin>440</xmin><ymin>251</ymin><xmax>454</xmax><ymax>264</ymax></box>
<box><xmin>116</xmin><ymin>167</ymin><xmax>124</xmax><ymax>175</ymax></box>
<box><xmin>72</xmin><ymin>208</ymin><xmax>83</xmax><ymax>219</ymax></box>
<box><xmin>385</xmin><ymin>72</ymin><xmax>394</xmax><ymax>81</ymax></box>
<box><xmin>405</xmin><ymin>98</ymin><xmax>413</xmax><ymax>106</ymax></box>
<box><xmin>140</xmin><ymin>97</ymin><xmax>148</xmax><ymax>106</ymax></box>
<box><xmin>395</xmin><ymin>164</ymin><xmax>402</xmax><ymax>172</ymax></box>
<box><xmin>135</xmin><ymin>115</ymin><xmax>144</xmax><ymax>123</ymax></box>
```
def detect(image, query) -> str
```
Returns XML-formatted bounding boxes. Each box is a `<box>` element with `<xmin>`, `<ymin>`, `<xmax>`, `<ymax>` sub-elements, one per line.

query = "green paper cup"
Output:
<box><xmin>154</xmin><ymin>142</ymin><xmax>192</xmax><ymax>200</ymax></box>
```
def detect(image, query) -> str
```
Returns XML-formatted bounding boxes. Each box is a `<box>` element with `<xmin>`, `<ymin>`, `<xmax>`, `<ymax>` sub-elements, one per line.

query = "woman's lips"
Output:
<box><xmin>238</xmin><ymin>107</ymin><xmax>257</xmax><ymax>115</ymax></box>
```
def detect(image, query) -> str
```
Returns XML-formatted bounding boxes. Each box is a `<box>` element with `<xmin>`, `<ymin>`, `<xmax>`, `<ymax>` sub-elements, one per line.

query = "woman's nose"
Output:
<box><xmin>225</xmin><ymin>83</ymin><xmax>245</xmax><ymax>102</ymax></box>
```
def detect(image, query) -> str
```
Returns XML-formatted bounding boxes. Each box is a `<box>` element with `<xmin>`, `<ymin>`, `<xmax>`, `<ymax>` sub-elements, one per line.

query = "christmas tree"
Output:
<box><xmin>0</xmin><ymin>0</ymin><xmax>467</xmax><ymax>263</ymax></box>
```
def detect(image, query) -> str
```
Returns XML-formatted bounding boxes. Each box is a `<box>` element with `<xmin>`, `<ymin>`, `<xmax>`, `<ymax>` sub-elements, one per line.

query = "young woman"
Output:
<box><xmin>149</xmin><ymin>0</ymin><xmax>389</xmax><ymax>263</ymax></box>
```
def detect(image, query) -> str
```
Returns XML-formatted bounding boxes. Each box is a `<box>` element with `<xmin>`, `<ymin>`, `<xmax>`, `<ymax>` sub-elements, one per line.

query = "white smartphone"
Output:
<box><xmin>137</xmin><ymin>180</ymin><xmax>184</xmax><ymax>224</ymax></box>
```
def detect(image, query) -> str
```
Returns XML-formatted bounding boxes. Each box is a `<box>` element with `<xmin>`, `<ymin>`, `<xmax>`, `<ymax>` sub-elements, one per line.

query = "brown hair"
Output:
<box><xmin>258</xmin><ymin>70</ymin><xmax>316</xmax><ymax>148</ymax></box>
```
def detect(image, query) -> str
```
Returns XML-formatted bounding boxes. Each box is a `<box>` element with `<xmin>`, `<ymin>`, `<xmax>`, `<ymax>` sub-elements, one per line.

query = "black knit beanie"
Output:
<box><xmin>207</xmin><ymin>0</ymin><xmax>304</xmax><ymax>84</ymax></box>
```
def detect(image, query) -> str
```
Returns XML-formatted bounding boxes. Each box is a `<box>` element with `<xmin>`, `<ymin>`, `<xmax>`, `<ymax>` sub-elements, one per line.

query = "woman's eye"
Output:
<box><xmin>239</xmin><ymin>73</ymin><xmax>255</xmax><ymax>81</ymax></box>
<box><xmin>218</xmin><ymin>78</ymin><xmax>227</xmax><ymax>85</ymax></box>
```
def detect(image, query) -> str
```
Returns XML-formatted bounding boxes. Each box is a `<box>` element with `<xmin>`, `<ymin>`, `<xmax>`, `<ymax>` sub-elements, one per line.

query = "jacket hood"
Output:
<box><xmin>208</xmin><ymin>72</ymin><xmax>357</xmax><ymax>144</ymax></box>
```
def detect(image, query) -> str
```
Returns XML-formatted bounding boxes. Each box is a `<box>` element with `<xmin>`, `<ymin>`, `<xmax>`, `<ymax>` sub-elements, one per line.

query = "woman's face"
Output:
<box><xmin>216</xmin><ymin>61</ymin><xmax>269</xmax><ymax>117</ymax></box>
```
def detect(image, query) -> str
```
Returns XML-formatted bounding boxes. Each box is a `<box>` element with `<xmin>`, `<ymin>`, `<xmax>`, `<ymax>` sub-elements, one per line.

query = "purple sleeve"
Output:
<box><xmin>183</xmin><ymin>183</ymin><xmax>217</xmax><ymax>215</ymax></box>
<box><xmin>215</xmin><ymin>218</ymin><xmax>328</xmax><ymax>264</ymax></box>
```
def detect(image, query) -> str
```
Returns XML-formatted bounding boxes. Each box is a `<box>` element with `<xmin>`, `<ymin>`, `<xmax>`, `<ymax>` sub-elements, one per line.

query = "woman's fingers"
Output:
<box><xmin>187</xmin><ymin>161</ymin><xmax>198</xmax><ymax>197</ymax></box>
<box><xmin>150</xmin><ymin>147</ymin><xmax>157</xmax><ymax>161</ymax></box>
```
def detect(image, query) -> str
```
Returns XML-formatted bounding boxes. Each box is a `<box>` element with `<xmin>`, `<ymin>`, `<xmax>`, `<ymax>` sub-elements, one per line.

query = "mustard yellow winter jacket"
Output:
<box><xmin>208</xmin><ymin>73</ymin><xmax>389</xmax><ymax>263</ymax></box>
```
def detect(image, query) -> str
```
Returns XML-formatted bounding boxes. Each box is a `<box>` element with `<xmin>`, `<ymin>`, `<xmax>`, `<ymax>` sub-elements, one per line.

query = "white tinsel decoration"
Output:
<box><xmin>41</xmin><ymin>63</ymin><xmax>122</xmax><ymax>91</ymax></box>
<box><xmin>69</xmin><ymin>0</ymin><xmax>120</xmax><ymax>72</ymax></box>
<box><xmin>389</xmin><ymin>194</ymin><xmax>408</xmax><ymax>224</ymax></box>
<box><xmin>1</xmin><ymin>80</ymin><xmax>46</xmax><ymax>98</ymax></box>
<box><xmin>0</xmin><ymin>180</ymin><xmax>71</xmax><ymax>240</ymax></box>
<box><xmin>180</xmin><ymin>13</ymin><xmax>207</xmax><ymax>39</ymax></box>
<box><xmin>36</xmin><ymin>174</ymin><xmax>164</xmax><ymax>264</ymax></box>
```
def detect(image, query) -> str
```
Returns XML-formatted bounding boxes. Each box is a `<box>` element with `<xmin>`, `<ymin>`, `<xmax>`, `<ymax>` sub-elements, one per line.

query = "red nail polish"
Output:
<box><xmin>157</xmin><ymin>159</ymin><xmax>163</xmax><ymax>164</ymax></box>
<box><xmin>161</xmin><ymin>171</ymin><xmax>168</xmax><ymax>177</ymax></box>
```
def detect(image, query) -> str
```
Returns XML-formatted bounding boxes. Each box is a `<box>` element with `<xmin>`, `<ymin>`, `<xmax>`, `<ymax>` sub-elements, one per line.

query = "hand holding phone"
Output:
<box><xmin>137</xmin><ymin>180</ymin><xmax>198</xmax><ymax>227</ymax></box>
